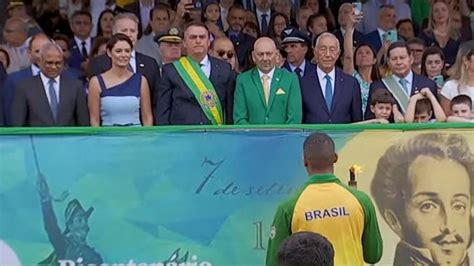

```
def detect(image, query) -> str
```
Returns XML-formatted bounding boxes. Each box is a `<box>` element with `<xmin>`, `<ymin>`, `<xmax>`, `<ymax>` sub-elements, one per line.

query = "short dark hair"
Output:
<box><xmin>228</xmin><ymin>4</ymin><xmax>245</xmax><ymax>14</ymax></box>
<box><xmin>71</xmin><ymin>10</ymin><xmax>92</xmax><ymax>22</ymax></box>
<box><xmin>106</xmin><ymin>33</ymin><xmax>133</xmax><ymax>52</ymax></box>
<box><xmin>414</xmin><ymin>98</ymin><xmax>433</xmax><ymax>115</ymax></box>
<box><xmin>307</xmin><ymin>13</ymin><xmax>327</xmax><ymax>32</ymax></box>
<box><xmin>303</xmin><ymin>132</ymin><xmax>336</xmax><ymax>169</ymax></box>
<box><xmin>387</xmin><ymin>41</ymin><xmax>411</xmax><ymax>58</ymax></box>
<box><xmin>407</xmin><ymin>37</ymin><xmax>426</xmax><ymax>47</ymax></box>
<box><xmin>150</xmin><ymin>3</ymin><xmax>171</xmax><ymax>20</ymax></box>
<box><xmin>396</xmin><ymin>18</ymin><xmax>414</xmax><ymax>30</ymax></box>
<box><xmin>52</xmin><ymin>33</ymin><xmax>70</xmax><ymax>44</ymax></box>
<box><xmin>184</xmin><ymin>21</ymin><xmax>210</xmax><ymax>36</ymax></box>
<box><xmin>370</xmin><ymin>89</ymin><xmax>395</xmax><ymax>106</ymax></box>
<box><xmin>278</xmin><ymin>231</ymin><xmax>334</xmax><ymax>266</ymax></box>
<box><xmin>451</xmin><ymin>95</ymin><xmax>473</xmax><ymax>109</ymax></box>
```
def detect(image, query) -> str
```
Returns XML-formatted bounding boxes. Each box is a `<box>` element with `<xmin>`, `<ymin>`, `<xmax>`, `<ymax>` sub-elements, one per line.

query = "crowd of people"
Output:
<box><xmin>0</xmin><ymin>0</ymin><xmax>474</xmax><ymax>127</ymax></box>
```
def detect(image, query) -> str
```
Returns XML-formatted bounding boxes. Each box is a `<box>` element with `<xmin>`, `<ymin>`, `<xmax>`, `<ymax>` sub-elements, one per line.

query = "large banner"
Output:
<box><xmin>1</xmin><ymin>127</ymin><xmax>473</xmax><ymax>265</ymax></box>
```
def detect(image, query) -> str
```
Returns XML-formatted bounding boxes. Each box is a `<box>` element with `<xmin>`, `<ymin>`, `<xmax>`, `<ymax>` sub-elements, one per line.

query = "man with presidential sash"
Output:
<box><xmin>156</xmin><ymin>22</ymin><xmax>236</xmax><ymax>125</ymax></box>
<box><xmin>364</xmin><ymin>41</ymin><xmax>437</xmax><ymax>120</ymax></box>
<box><xmin>233</xmin><ymin>37</ymin><xmax>302</xmax><ymax>124</ymax></box>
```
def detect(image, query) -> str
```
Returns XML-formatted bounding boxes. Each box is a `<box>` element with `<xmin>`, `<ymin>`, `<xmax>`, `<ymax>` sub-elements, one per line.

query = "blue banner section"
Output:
<box><xmin>0</xmin><ymin>131</ymin><xmax>357</xmax><ymax>265</ymax></box>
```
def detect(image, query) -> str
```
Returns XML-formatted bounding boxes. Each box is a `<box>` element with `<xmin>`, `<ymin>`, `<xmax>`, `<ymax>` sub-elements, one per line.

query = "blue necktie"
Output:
<box><xmin>324</xmin><ymin>75</ymin><xmax>333</xmax><ymax>110</ymax></box>
<box><xmin>48</xmin><ymin>79</ymin><xmax>59</xmax><ymax>120</ymax></box>
<box><xmin>399</xmin><ymin>78</ymin><xmax>409</xmax><ymax>94</ymax></box>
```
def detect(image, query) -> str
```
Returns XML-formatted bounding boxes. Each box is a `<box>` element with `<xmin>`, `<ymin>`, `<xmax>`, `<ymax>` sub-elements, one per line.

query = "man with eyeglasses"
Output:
<box><xmin>11</xmin><ymin>43</ymin><xmax>89</xmax><ymax>127</ymax></box>
<box><xmin>210</xmin><ymin>37</ymin><xmax>238</xmax><ymax>72</ymax></box>
<box><xmin>233</xmin><ymin>37</ymin><xmax>302</xmax><ymax>124</ymax></box>
<box><xmin>407</xmin><ymin>37</ymin><xmax>426</xmax><ymax>76</ymax></box>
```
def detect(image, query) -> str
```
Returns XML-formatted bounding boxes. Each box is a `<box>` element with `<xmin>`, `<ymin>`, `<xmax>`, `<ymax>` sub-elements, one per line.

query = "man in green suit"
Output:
<box><xmin>233</xmin><ymin>37</ymin><xmax>302</xmax><ymax>124</ymax></box>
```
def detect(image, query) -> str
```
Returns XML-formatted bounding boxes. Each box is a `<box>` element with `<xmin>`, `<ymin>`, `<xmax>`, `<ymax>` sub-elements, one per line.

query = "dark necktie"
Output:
<box><xmin>81</xmin><ymin>41</ymin><xmax>88</xmax><ymax>59</ymax></box>
<box><xmin>48</xmin><ymin>79</ymin><xmax>59</xmax><ymax>120</ymax></box>
<box><xmin>261</xmin><ymin>14</ymin><xmax>268</xmax><ymax>35</ymax></box>
<box><xmin>294</xmin><ymin>67</ymin><xmax>302</xmax><ymax>79</ymax></box>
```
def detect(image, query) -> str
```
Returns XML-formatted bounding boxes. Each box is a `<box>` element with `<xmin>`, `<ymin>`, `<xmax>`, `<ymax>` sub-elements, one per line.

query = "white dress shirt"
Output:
<box><xmin>289</xmin><ymin>60</ymin><xmax>306</xmax><ymax>77</ymax></box>
<box><xmin>74</xmin><ymin>36</ymin><xmax>92</xmax><ymax>56</ymax></box>
<box><xmin>40</xmin><ymin>73</ymin><xmax>60</xmax><ymax>106</ymax></box>
<box><xmin>31</xmin><ymin>64</ymin><xmax>41</xmax><ymax>76</ymax></box>
<box><xmin>316</xmin><ymin>66</ymin><xmax>335</xmax><ymax>98</ymax></box>
<box><xmin>393</xmin><ymin>70</ymin><xmax>414</xmax><ymax>96</ymax></box>
<box><xmin>140</xmin><ymin>0</ymin><xmax>154</xmax><ymax>32</ymax></box>
<box><xmin>377</xmin><ymin>28</ymin><xmax>386</xmax><ymax>45</ymax></box>
<box><xmin>258</xmin><ymin>67</ymin><xmax>276</xmax><ymax>90</ymax></box>
<box><xmin>130</xmin><ymin>50</ymin><xmax>137</xmax><ymax>73</ymax></box>
<box><xmin>200</xmin><ymin>55</ymin><xmax>211</xmax><ymax>78</ymax></box>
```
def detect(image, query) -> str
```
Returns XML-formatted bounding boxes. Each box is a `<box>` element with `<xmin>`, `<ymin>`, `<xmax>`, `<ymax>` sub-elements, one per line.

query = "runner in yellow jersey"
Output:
<box><xmin>266</xmin><ymin>132</ymin><xmax>383</xmax><ymax>266</ymax></box>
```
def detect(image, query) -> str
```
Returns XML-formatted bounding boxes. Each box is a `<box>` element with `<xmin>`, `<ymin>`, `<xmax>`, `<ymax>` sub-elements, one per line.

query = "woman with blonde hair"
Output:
<box><xmin>419</xmin><ymin>0</ymin><xmax>460</xmax><ymax>67</ymax></box>
<box><xmin>440</xmin><ymin>47</ymin><xmax>474</xmax><ymax>114</ymax></box>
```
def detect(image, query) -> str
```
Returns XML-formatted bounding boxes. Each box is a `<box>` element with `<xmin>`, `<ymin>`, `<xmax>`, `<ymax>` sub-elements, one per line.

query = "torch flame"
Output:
<box><xmin>350</xmin><ymin>164</ymin><xmax>363</xmax><ymax>174</ymax></box>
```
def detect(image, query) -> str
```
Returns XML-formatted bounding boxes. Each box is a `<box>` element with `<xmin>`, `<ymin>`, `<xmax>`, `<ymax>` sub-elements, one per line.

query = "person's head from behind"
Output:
<box><xmin>303</xmin><ymin>132</ymin><xmax>337</xmax><ymax>175</ymax></box>
<box><xmin>106</xmin><ymin>33</ymin><xmax>133</xmax><ymax>69</ymax></box>
<box><xmin>450</xmin><ymin>95</ymin><xmax>472</xmax><ymax>119</ymax></box>
<box><xmin>370</xmin><ymin>89</ymin><xmax>395</xmax><ymax>120</ymax></box>
<box><xmin>278</xmin><ymin>231</ymin><xmax>334</xmax><ymax>266</ymax></box>
<box><xmin>371</xmin><ymin>133</ymin><xmax>474</xmax><ymax>266</ymax></box>
<box><xmin>396</xmin><ymin>19</ymin><xmax>415</xmax><ymax>41</ymax></box>
<box><xmin>414</xmin><ymin>98</ymin><xmax>433</xmax><ymax>123</ymax></box>
<box><xmin>39</xmin><ymin>43</ymin><xmax>65</xmax><ymax>79</ymax></box>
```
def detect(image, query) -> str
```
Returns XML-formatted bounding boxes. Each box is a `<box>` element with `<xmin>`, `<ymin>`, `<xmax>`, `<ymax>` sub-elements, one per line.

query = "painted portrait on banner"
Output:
<box><xmin>336</xmin><ymin>131</ymin><xmax>474</xmax><ymax>266</ymax></box>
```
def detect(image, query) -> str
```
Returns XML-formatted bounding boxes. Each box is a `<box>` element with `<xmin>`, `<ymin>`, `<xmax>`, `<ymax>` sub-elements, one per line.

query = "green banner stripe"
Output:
<box><xmin>0</xmin><ymin>123</ymin><xmax>473</xmax><ymax>135</ymax></box>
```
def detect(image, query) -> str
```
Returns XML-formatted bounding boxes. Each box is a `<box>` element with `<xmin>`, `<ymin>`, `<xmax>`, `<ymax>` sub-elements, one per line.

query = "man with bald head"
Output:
<box><xmin>234</xmin><ymin>37</ymin><xmax>301</xmax><ymax>124</ymax></box>
<box><xmin>1</xmin><ymin>17</ymin><xmax>30</xmax><ymax>73</ymax></box>
<box><xmin>300</xmin><ymin>32</ymin><xmax>362</xmax><ymax>123</ymax></box>
<box><xmin>11</xmin><ymin>43</ymin><xmax>89</xmax><ymax>126</ymax></box>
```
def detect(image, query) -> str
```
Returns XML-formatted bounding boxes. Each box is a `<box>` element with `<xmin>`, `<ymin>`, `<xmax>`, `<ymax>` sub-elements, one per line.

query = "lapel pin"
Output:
<box><xmin>139</xmin><ymin>63</ymin><xmax>145</xmax><ymax>68</ymax></box>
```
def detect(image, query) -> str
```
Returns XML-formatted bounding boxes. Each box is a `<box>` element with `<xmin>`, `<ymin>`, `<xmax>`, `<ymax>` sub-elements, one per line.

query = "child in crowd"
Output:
<box><xmin>405</xmin><ymin>88</ymin><xmax>447</xmax><ymax>123</ymax></box>
<box><xmin>447</xmin><ymin>95</ymin><xmax>474</xmax><ymax>122</ymax></box>
<box><xmin>356</xmin><ymin>89</ymin><xmax>404</xmax><ymax>124</ymax></box>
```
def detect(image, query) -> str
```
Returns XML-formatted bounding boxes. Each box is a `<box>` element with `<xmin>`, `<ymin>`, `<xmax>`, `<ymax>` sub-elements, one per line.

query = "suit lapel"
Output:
<box><xmin>57</xmin><ymin>76</ymin><xmax>70</xmax><ymax>123</ymax></box>
<box><xmin>411</xmin><ymin>74</ymin><xmax>420</xmax><ymax>94</ymax></box>
<box><xmin>251</xmin><ymin>68</ymin><xmax>267</xmax><ymax>109</ymax></box>
<box><xmin>267</xmin><ymin>68</ymin><xmax>281</xmax><ymax>113</ymax></box>
<box><xmin>209</xmin><ymin>58</ymin><xmax>221</xmax><ymax>85</ymax></box>
<box><xmin>35</xmin><ymin>76</ymin><xmax>55</xmax><ymax>123</ymax></box>
<box><xmin>331</xmin><ymin>69</ymin><xmax>344</xmax><ymax>113</ymax></box>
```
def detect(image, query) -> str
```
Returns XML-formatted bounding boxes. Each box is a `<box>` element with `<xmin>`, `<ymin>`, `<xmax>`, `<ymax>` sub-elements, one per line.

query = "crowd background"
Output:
<box><xmin>1</xmin><ymin>0</ymin><xmax>474</xmax><ymax>127</ymax></box>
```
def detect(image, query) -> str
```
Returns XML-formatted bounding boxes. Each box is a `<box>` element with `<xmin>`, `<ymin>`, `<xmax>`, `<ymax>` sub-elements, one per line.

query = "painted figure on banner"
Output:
<box><xmin>36</xmin><ymin>174</ymin><xmax>103</xmax><ymax>265</ymax></box>
<box><xmin>371</xmin><ymin>133</ymin><xmax>474</xmax><ymax>266</ymax></box>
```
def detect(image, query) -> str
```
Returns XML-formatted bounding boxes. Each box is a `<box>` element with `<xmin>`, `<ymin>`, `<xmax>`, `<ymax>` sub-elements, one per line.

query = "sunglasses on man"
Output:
<box><xmin>216</xmin><ymin>50</ymin><xmax>234</xmax><ymax>59</ymax></box>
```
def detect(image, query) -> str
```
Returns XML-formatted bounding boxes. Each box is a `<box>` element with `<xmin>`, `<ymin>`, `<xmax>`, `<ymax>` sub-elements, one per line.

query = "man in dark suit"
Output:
<box><xmin>124</xmin><ymin>0</ymin><xmax>160</xmax><ymax>38</ymax></box>
<box><xmin>254</xmin><ymin>0</ymin><xmax>271</xmax><ymax>36</ymax></box>
<box><xmin>2</xmin><ymin>33</ymin><xmax>82</xmax><ymax>126</ymax></box>
<box><xmin>281</xmin><ymin>27</ymin><xmax>315</xmax><ymax>79</ymax></box>
<box><xmin>156</xmin><ymin>22</ymin><xmax>235</xmax><ymax>125</ymax></box>
<box><xmin>365</xmin><ymin>41</ymin><xmax>438</xmax><ymax>120</ymax></box>
<box><xmin>226</xmin><ymin>5</ymin><xmax>255</xmax><ymax>71</ymax></box>
<box><xmin>301</xmin><ymin>32</ymin><xmax>362</xmax><ymax>124</ymax></box>
<box><xmin>11</xmin><ymin>43</ymin><xmax>89</xmax><ymax>127</ymax></box>
<box><xmin>88</xmin><ymin>13</ymin><xmax>161</xmax><ymax>115</ymax></box>
<box><xmin>364</xmin><ymin>5</ymin><xmax>397</xmax><ymax>53</ymax></box>
<box><xmin>68</xmin><ymin>11</ymin><xmax>94</xmax><ymax>71</ymax></box>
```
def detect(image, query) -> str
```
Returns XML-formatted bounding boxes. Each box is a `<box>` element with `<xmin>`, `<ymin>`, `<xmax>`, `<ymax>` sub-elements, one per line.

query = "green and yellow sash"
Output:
<box><xmin>382</xmin><ymin>75</ymin><xmax>410</xmax><ymax>114</ymax></box>
<box><xmin>173</xmin><ymin>56</ymin><xmax>224</xmax><ymax>125</ymax></box>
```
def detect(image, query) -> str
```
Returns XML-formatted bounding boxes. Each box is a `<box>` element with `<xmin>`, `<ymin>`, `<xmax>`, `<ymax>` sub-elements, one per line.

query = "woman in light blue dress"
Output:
<box><xmin>342</xmin><ymin>8</ymin><xmax>380</xmax><ymax>113</ymax></box>
<box><xmin>88</xmin><ymin>33</ymin><xmax>153</xmax><ymax>126</ymax></box>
